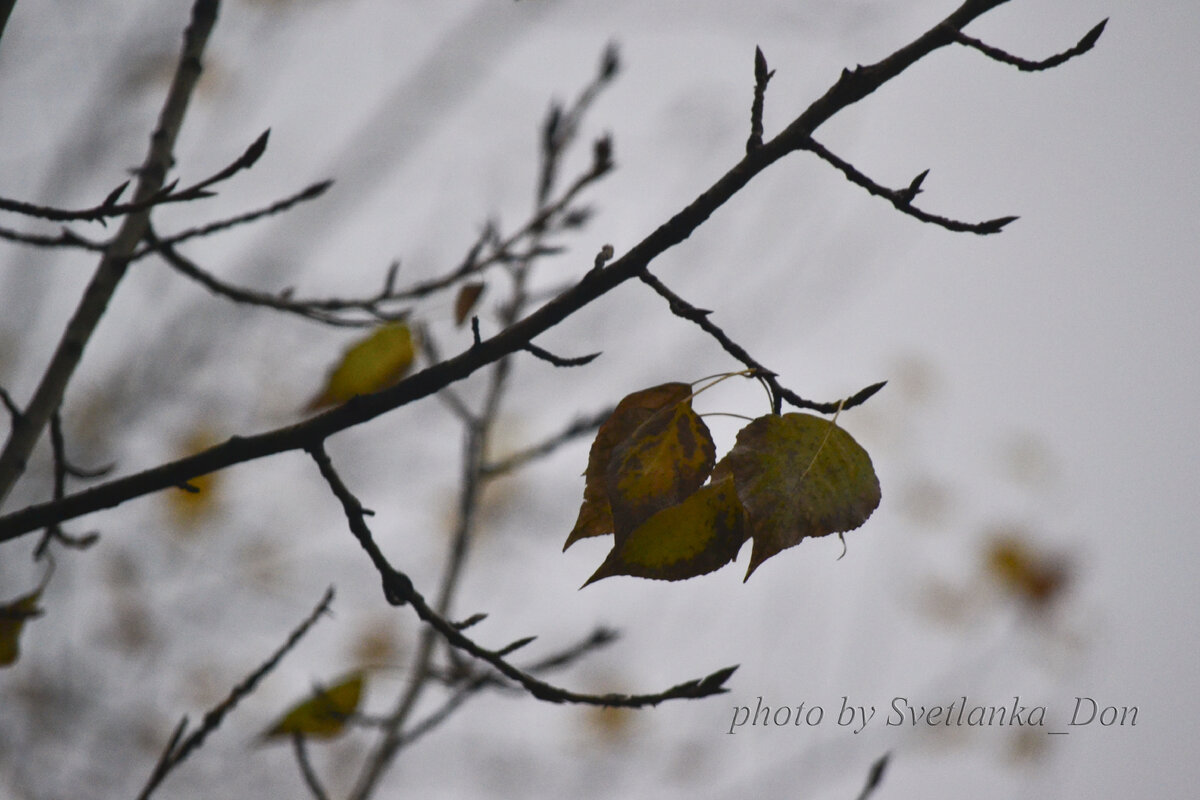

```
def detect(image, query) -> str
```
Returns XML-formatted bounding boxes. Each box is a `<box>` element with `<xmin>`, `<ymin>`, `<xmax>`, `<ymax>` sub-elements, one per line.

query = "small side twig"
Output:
<box><xmin>134</xmin><ymin>180</ymin><xmax>332</xmax><ymax>257</ymax></box>
<box><xmin>797</xmin><ymin>137</ymin><xmax>1018</xmax><ymax>234</ymax></box>
<box><xmin>136</xmin><ymin>587</ymin><xmax>336</xmax><ymax>800</ymax></box>
<box><xmin>481</xmin><ymin>407</ymin><xmax>612</xmax><ymax>478</ymax></box>
<box><xmin>522</xmin><ymin>342</ymin><xmax>600</xmax><ymax>368</ymax></box>
<box><xmin>291</xmin><ymin>733</ymin><xmax>332</xmax><ymax>800</ymax></box>
<box><xmin>949</xmin><ymin>18</ymin><xmax>1107</xmax><ymax>71</ymax></box>
<box><xmin>638</xmin><ymin>268</ymin><xmax>884</xmax><ymax>413</ymax></box>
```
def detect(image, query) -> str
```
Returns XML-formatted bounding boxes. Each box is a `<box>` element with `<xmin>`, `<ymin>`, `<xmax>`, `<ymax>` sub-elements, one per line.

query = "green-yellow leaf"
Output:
<box><xmin>307</xmin><ymin>323</ymin><xmax>415</xmax><ymax>411</ymax></box>
<box><xmin>583</xmin><ymin>475</ymin><xmax>746</xmax><ymax>585</ymax></box>
<box><xmin>0</xmin><ymin>586</ymin><xmax>44</xmax><ymax>668</ymax></box>
<box><xmin>565</xmin><ymin>383</ymin><xmax>692</xmax><ymax>549</ymax></box>
<box><xmin>261</xmin><ymin>671</ymin><xmax>365</xmax><ymax>741</ymax></box>
<box><xmin>605</xmin><ymin>398</ymin><xmax>716</xmax><ymax>540</ymax></box>
<box><xmin>718</xmin><ymin>413</ymin><xmax>880</xmax><ymax>579</ymax></box>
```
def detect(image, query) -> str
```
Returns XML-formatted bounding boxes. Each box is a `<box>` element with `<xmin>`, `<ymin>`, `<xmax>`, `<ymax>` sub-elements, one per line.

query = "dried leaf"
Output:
<box><xmin>0</xmin><ymin>586</ymin><xmax>44</xmax><ymax>668</ymax></box>
<box><xmin>307</xmin><ymin>322</ymin><xmax>415</xmax><ymax>411</ymax></box>
<box><xmin>718</xmin><ymin>413</ymin><xmax>880</xmax><ymax>579</ymax></box>
<box><xmin>454</xmin><ymin>282</ymin><xmax>486</xmax><ymax>327</ymax></box>
<box><xmin>584</xmin><ymin>475</ymin><xmax>745</xmax><ymax>585</ymax></box>
<box><xmin>261</xmin><ymin>671</ymin><xmax>364</xmax><ymax>741</ymax></box>
<box><xmin>565</xmin><ymin>383</ymin><xmax>692</xmax><ymax>549</ymax></box>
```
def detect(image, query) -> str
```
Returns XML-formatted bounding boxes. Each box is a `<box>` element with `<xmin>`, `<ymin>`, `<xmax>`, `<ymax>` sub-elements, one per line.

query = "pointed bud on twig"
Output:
<box><xmin>592</xmin><ymin>134</ymin><xmax>614</xmax><ymax>174</ymax></box>
<box><xmin>241</xmin><ymin>129</ymin><xmax>271</xmax><ymax>170</ymax></box>
<box><xmin>101</xmin><ymin>180</ymin><xmax>130</xmax><ymax>210</ymax></box>
<box><xmin>898</xmin><ymin>169</ymin><xmax>929</xmax><ymax>204</ymax></box>
<box><xmin>980</xmin><ymin>215</ymin><xmax>1019</xmax><ymax>234</ymax></box>
<box><xmin>600</xmin><ymin>42</ymin><xmax>620</xmax><ymax>81</ymax></box>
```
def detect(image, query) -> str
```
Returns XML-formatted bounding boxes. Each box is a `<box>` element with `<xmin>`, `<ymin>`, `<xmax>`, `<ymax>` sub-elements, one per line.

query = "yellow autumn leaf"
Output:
<box><xmin>0</xmin><ymin>585</ymin><xmax>44</xmax><ymax>668</ymax></box>
<box><xmin>307</xmin><ymin>322</ymin><xmax>416</xmax><ymax>411</ymax></box>
<box><xmin>261</xmin><ymin>671</ymin><xmax>365</xmax><ymax>741</ymax></box>
<box><xmin>584</xmin><ymin>475</ymin><xmax>745</xmax><ymax>585</ymax></box>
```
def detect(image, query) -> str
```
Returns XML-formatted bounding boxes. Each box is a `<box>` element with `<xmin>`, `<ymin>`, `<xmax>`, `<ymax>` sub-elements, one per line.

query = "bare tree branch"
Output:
<box><xmin>0</xmin><ymin>0</ymin><xmax>221</xmax><ymax>509</ymax></box>
<box><xmin>0</xmin><ymin>0</ymin><xmax>1085</xmax><ymax>544</ymax></box>
<box><xmin>307</xmin><ymin>441</ymin><xmax>738</xmax><ymax>709</ymax></box>
<box><xmin>638</xmin><ymin>268</ymin><xmax>885</xmax><ymax>413</ymax></box>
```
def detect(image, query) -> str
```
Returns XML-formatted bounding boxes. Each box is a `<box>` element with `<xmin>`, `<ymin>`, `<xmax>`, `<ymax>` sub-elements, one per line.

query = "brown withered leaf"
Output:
<box><xmin>454</xmin><ymin>282</ymin><xmax>486</xmax><ymax>327</ymax></box>
<box><xmin>564</xmin><ymin>383</ymin><xmax>692</xmax><ymax>549</ymax></box>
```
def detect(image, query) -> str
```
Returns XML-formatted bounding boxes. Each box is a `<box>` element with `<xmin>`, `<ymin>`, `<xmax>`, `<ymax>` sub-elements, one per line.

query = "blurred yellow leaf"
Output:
<box><xmin>167</xmin><ymin>430</ymin><xmax>220</xmax><ymax>527</ymax></box>
<box><xmin>985</xmin><ymin>533</ymin><xmax>1069</xmax><ymax>609</ymax></box>
<box><xmin>0</xmin><ymin>585</ymin><xmax>44</xmax><ymax>668</ymax></box>
<box><xmin>261</xmin><ymin>671</ymin><xmax>365</xmax><ymax>741</ymax></box>
<box><xmin>307</xmin><ymin>322</ymin><xmax>415</xmax><ymax>411</ymax></box>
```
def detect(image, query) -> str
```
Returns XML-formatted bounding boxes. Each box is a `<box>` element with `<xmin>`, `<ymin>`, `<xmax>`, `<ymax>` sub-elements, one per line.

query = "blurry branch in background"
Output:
<box><xmin>854</xmin><ymin>753</ymin><xmax>891</xmax><ymax>800</ymax></box>
<box><xmin>0</xmin><ymin>0</ymin><xmax>220</xmax><ymax>508</ymax></box>
<box><xmin>0</xmin><ymin>0</ymin><xmax>16</xmax><ymax>52</ymax></box>
<box><xmin>135</xmin><ymin>588</ymin><xmax>335</xmax><ymax>800</ymax></box>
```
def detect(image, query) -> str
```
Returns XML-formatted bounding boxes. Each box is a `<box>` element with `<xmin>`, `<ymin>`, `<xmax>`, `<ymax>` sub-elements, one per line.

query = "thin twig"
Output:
<box><xmin>949</xmin><ymin>19</ymin><xmax>1107</xmax><ymax>71</ymax></box>
<box><xmin>148</xmin><ymin>232</ymin><xmax>404</xmax><ymax>327</ymax></box>
<box><xmin>638</xmin><ymin>268</ymin><xmax>884</xmax><ymax>413</ymax></box>
<box><xmin>291</xmin><ymin>733</ymin><xmax>332</xmax><ymax>800</ymax></box>
<box><xmin>481</xmin><ymin>407</ymin><xmax>612</xmax><ymax>478</ymax></box>
<box><xmin>136</xmin><ymin>586</ymin><xmax>335</xmax><ymax>800</ymax></box>
<box><xmin>797</xmin><ymin>136</ymin><xmax>1018</xmax><ymax>234</ymax></box>
<box><xmin>134</xmin><ymin>180</ymin><xmax>332</xmax><ymax>257</ymax></box>
<box><xmin>522</xmin><ymin>342</ymin><xmax>600</xmax><ymax>368</ymax></box>
<box><xmin>0</xmin><ymin>129</ymin><xmax>271</xmax><ymax>224</ymax></box>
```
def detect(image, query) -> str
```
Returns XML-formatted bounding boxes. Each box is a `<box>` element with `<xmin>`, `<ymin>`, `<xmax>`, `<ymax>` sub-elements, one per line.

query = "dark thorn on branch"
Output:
<box><xmin>176</xmin><ymin>482</ymin><xmax>201</xmax><ymax>494</ymax></box>
<box><xmin>898</xmin><ymin>168</ymin><xmax>930</xmax><ymax>204</ymax></box>
<box><xmin>747</xmin><ymin>45</ymin><xmax>775</xmax><ymax>153</ymax></box>
<box><xmin>523</xmin><ymin>343</ymin><xmax>601</xmax><ymax>368</ymax></box>
<box><xmin>471</xmin><ymin>317</ymin><xmax>482</xmax><ymax>347</ymax></box>
<box><xmin>950</xmin><ymin>19</ymin><xmax>1107</xmax><ymax>71</ymax></box>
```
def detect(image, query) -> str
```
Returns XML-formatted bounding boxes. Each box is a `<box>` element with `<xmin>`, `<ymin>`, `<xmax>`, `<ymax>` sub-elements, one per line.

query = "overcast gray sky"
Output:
<box><xmin>2</xmin><ymin>1</ymin><xmax>1197</xmax><ymax>798</ymax></box>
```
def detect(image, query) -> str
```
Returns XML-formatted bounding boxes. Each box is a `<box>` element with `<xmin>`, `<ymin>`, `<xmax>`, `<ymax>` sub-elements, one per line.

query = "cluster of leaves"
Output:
<box><xmin>565</xmin><ymin>379</ymin><xmax>881</xmax><ymax>584</ymax></box>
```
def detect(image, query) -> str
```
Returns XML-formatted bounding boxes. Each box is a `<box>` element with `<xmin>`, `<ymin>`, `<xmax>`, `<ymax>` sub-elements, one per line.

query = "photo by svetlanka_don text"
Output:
<box><xmin>725</xmin><ymin>696</ymin><xmax>1139</xmax><ymax>736</ymax></box>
